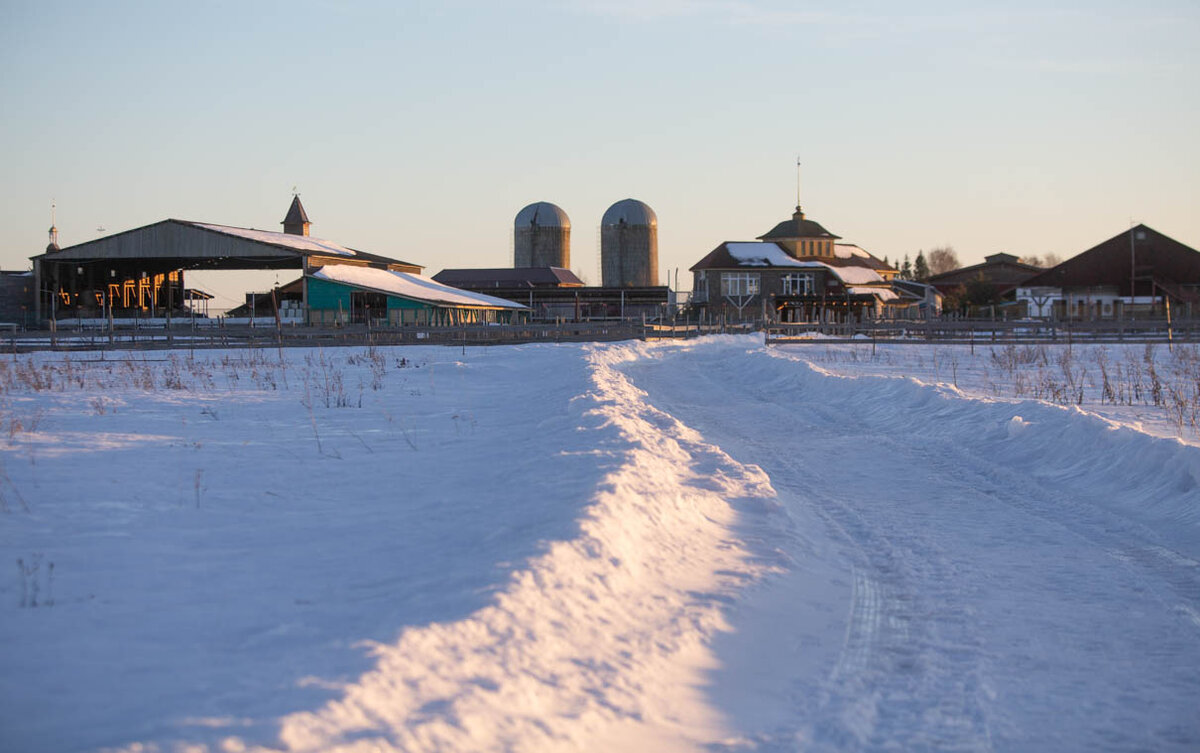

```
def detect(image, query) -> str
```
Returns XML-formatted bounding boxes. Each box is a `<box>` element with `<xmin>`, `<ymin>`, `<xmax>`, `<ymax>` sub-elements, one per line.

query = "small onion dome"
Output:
<box><xmin>514</xmin><ymin>201</ymin><xmax>570</xmax><ymax>229</ymax></box>
<box><xmin>46</xmin><ymin>225</ymin><xmax>60</xmax><ymax>253</ymax></box>
<box><xmin>602</xmin><ymin>198</ymin><xmax>657</xmax><ymax>227</ymax></box>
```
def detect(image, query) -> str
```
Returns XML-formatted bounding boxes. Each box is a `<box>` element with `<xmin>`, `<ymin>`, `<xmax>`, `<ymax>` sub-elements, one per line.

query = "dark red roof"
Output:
<box><xmin>1019</xmin><ymin>224</ymin><xmax>1200</xmax><ymax>298</ymax></box>
<box><xmin>927</xmin><ymin>253</ymin><xmax>1041</xmax><ymax>295</ymax></box>
<box><xmin>433</xmin><ymin>267</ymin><xmax>584</xmax><ymax>288</ymax></box>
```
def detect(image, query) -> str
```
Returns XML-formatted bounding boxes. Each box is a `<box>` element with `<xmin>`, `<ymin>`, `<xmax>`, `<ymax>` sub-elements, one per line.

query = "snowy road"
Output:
<box><xmin>2</xmin><ymin>337</ymin><xmax>1198</xmax><ymax>752</ymax></box>
<box><xmin>618</xmin><ymin>339</ymin><xmax>1200</xmax><ymax>751</ymax></box>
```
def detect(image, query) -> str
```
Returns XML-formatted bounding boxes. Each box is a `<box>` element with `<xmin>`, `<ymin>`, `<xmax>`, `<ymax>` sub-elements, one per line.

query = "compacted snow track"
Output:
<box><xmin>616</xmin><ymin>338</ymin><xmax>1200</xmax><ymax>751</ymax></box>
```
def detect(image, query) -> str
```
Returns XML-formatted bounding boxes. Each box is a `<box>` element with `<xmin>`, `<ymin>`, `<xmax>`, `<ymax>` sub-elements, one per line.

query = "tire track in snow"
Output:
<box><xmin>831</xmin><ymin>568</ymin><xmax>882</xmax><ymax>682</ymax></box>
<box><xmin>618</xmin><ymin>337</ymin><xmax>1200</xmax><ymax>752</ymax></box>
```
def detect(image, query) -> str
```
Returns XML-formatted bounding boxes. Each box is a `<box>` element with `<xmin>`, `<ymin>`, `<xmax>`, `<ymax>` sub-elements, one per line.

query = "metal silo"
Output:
<box><xmin>514</xmin><ymin>202</ymin><xmax>571</xmax><ymax>268</ymax></box>
<box><xmin>601</xmin><ymin>199</ymin><xmax>658</xmax><ymax>287</ymax></box>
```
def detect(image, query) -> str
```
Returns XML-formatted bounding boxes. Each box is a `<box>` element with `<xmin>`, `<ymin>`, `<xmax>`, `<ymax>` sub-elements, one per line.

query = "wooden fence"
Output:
<box><xmin>764</xmin><ymin>318</ymin><xmax>1200</xmax><ymax>345</ymax></box>
<box><xmin>3</xmin><ymin>319</ymin><xmax>754</xmax><ymax>354</ymax></box>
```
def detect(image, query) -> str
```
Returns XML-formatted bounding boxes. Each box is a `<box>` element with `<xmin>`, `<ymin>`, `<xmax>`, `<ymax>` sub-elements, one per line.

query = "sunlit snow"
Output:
<box><xmin>1</xmin><ymin>336</ymin><xmax>1197</xmax><ymax>752</ymax></box>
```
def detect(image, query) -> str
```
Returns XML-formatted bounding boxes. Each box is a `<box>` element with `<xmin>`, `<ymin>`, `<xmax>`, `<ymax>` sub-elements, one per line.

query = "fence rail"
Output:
<box><xmin>2</xmin><ymin>319</ymin><xmax>752</xmax><ymax>353</ymax></box>
<box><xmin>765</xmin><ymin>318</ymin><xmax>1200</xmax><ymax>345</ymax></box>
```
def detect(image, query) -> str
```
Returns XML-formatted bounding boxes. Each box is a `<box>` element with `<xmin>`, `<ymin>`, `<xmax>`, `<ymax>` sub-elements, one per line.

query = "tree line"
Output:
<box><xmin>880</xmin><ymin>247</ymin><xmax>1062</xmax><ymax>313</ymax></box>
<box><xmin>881</xmin><ymin>247</ymin><xmax>1062</xmax><ymax>283</ymax></box>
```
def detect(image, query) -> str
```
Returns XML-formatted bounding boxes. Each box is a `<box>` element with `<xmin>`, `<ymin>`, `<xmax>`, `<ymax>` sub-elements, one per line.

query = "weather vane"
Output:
<box><xmin>796</xmin><ymin>157</ymin><xmax>802</xmax><ymax>207</ymax></box>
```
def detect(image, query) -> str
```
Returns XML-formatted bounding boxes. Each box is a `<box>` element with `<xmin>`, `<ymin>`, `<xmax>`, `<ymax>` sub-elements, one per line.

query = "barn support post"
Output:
<box><xmin>33</xmin><ymin>259</ymin><xmax>42</xmax><ymax>325</ymax></box>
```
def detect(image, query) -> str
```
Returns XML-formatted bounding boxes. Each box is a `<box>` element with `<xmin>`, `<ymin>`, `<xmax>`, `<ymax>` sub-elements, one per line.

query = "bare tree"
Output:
<box><xmin>928</xmin><ymin>246</ymin><xmax>959</xmax><ymax>275</ymax></box>
<box><xmin>1022</xmin><ymin>253</ymin><xmax>1062</xmax><ymax>268</ymax></box>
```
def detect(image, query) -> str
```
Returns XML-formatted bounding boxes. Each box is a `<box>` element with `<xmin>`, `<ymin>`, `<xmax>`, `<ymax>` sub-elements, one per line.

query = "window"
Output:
<box><xmin>722</xmin><ymin>272</ymin><xmax>760</xmax><ymax>297</ymax></box>
<box><xmin>781</xmin><ymin>272</ymin><xmax>815</xmax><ymax>296</ymax></box>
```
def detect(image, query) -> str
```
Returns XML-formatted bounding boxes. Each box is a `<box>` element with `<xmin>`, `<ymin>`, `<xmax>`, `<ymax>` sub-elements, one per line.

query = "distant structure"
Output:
<box><xmin>514</xmin><ymin>202</ymin><xmax>570</xmax><ymax>268</ymax></box>
<box><xmin>1016</xmin><ymin>224</ymin><xmax>1200</xmax><ymax>319</ymax></box>
<box><xmin>47</xmin><ymin>202</ymin><xmax>60</xmax><ymax>253</ymax></box>
<box><xmin>688</xmin><ymin>201</ymin><xmax>916</xmax><ymax>322</ymax></box>
<box><xmin>282</xmin><ymin>194</ymin><xmax>311</xmax><ymax>237</ymax></box>
<box><xmin>601</xmin><ymin>198</ymin><xmax>657</xmax><ymax>287</ymax></box>
<box><xmin>756</xmin><ymin>204</ymin><xmax>841</xmax><ymax>258</ymax></box>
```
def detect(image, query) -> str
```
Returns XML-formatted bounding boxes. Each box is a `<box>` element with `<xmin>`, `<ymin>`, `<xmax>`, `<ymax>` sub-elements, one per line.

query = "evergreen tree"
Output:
<box><xmin>900</xmin><ymin>254</ymin><xmax>913</xmax><ymax>279</ymax></box>
<box><xmin>882</xmin><ymin>255</ymin><xmax>890</xmax><ymax>268</ymax></box>
<box><xmin>914</xmin><ymin>251</ymin><xmax>930</xmax><ymax>282</ymax></box>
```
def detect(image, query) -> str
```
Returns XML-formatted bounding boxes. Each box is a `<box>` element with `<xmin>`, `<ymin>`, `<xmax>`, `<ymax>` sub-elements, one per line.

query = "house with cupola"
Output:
<box><xmin>689</xmin><ymin>204</ymin><xmax>932</xmax><ymax>322</ymax></box>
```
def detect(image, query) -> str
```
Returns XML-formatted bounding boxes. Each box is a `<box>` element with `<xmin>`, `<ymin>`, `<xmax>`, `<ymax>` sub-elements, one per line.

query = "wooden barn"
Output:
<box><xmin>1016</xmin><ymin>225</ymin><xmax>1200</xmax><ymax>319</ymax></box>
<box><xmin>25</xmin><ymin>196</ymin><xmax>534</xmax><ymax>327</ymax></box>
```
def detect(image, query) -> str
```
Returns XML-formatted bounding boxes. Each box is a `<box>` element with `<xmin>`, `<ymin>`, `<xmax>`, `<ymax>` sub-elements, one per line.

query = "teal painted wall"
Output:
<box><xmin>306</xmin><ymin>277</ymin><xmax>353</xmax><ymax>311</ymax></box>
<box><xmin>305</xmin><ymin>275</ymin><xmax>525</xmax><ymax>325</ymax></box>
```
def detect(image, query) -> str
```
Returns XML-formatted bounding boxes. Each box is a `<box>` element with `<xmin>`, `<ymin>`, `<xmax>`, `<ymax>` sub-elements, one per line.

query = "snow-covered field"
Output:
<box><xmin>1</xmin><ymin>336</ymin><xmax>1198</xmax><ymax>752</ymax></box>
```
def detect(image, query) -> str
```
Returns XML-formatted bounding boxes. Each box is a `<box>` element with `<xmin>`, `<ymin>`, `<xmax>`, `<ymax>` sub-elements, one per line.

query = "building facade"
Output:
<box><xmin>689</xmin><ymin>205</ymin><xmax>908</xmax><ymax>322</ymax></box>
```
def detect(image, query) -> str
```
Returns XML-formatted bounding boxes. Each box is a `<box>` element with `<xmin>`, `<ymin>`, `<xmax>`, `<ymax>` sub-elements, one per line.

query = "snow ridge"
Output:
<box><xmin>242</xmin><ymin>343</ymin><xmax>778</xmax><ymax>752</ymax></box>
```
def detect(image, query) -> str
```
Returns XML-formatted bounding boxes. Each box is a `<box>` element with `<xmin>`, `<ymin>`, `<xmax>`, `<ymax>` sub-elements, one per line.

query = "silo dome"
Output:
<box><xmin>601</xmin><ymin>199</ymin><xmax>657</xmax><ymax>228</ymax></box>
<box><xmin>601</xmin><ymin>199</ymin><xmax>658</xmax><ymax>288</ymax></box>
<box><xmin>514</xmin><ymin>201</ymin><xmax>571</xmax><ymax>268</ymax></box>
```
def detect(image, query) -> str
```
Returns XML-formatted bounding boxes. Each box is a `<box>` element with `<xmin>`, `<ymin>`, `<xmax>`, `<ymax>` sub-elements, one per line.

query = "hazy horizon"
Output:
<box><xmin>3</xmin><ymin>0</ymin><xmax>1197</xmax><ymax>310</ymax></box>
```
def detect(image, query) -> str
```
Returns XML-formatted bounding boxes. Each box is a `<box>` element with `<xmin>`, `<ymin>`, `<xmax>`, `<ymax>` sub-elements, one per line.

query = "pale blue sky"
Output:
<box><xmin>2</xmin><ymin>0</ymin><xmax>1197</xmax><ymax>308</ymax></box>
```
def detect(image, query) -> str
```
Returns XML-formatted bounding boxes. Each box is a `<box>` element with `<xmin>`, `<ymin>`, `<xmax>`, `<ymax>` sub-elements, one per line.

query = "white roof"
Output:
<box><xmin>725</xmin><ymin>243</ymin><xmax>821</xmax><ymax>268</ymax></box>
<box><xmin>820</xmin><ymin>263</ymin><xmax>884</xmax><ymax>285</ymax></box>
<box><xmin>834</xmin><ymin>243</ymin><xmax>870</xmax><ymax>260</ymax></box>
<box><xmin>312</xmin><ymin>265</ymin><xmax>526</xmax><ymax>310</ymax></box>
<box><xmin>722</xmin><ymin>241</ymin><xmax>885</xmax><ymax>285</ymax></box>
<box><xmin>193</xmin><ymin>223</ymin><xmax>358</xmax><ymax>257</ymax></box>
<box><xmin>848</xmin><ymin>286</ymin><xmax>899</xmax><ymax>300</ymax></box>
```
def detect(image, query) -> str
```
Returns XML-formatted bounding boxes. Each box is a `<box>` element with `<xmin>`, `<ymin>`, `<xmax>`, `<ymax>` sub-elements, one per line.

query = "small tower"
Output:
<box><xmin>46</xmin><ymin>203</ymin><xmax>60</xmax><ymax>253</ymax></box>
<box><xmin>756</xmin><ymin>205</ymin><xmax>841</xmax><ymax>258</ymax></box>
<box><xmin>282</xmin><ymin>194</ymin><xmax>310</xmax><ymax>236</ymax></box>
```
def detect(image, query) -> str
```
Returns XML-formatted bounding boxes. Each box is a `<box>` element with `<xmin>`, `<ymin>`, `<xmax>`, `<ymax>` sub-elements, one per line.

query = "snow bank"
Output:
<box><xmin>0</xmin><ymin>342</ymin><xmax>777</xmax><ymax>752</ymax></box>
<box><xmin>264</xmin><ymin>344</ymin><xmax>778</xmax><ymax>752</ymax></box>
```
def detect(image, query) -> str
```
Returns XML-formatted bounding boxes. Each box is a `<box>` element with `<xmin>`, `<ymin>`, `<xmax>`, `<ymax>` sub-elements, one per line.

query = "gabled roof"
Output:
<box><xmin>927</xmin><ymin>253</ymin><xmax>1041</xmax><ymax>291</ymax></box>
<box><xmin>1018</xmin><ymin>224</ymin><xmax>1200</xmax><ymax>297</ymax></box>
<box><xmin>433</xmin><ymin>267</ymin><xmax>584</xmax><ymax>288</ymax></box>
<box><xmin>690</xmin><ymin>241</ymin><xmax>885</xmax><ymax>284</ymax></box>
<box><xmin>835</xmin><ymin>243</ymin><xmax>895</xmax><ymax>273</ymax></box>
<box><xmin>32</xmin><ymin>218</ymin><xmax>421</xmax><ymax>271</ymax></box>
<box><xmin>756</xmin><ymin>207</ymin><xmax>841</xmax><ymax>241</ymax></box>
<box><xmin>282</xmin><ymin>195</ymin><xmax>309</xmax><ymax>225</ymax></box>
<box><xmin>310</xmin><ymin>266</ymin><xmax>526</xmax><ymax>310</ymax></box>
<box><xmin>691</xmin><ymin>242</ymin><xmax>824</xmax><ymax>271</ymax></box>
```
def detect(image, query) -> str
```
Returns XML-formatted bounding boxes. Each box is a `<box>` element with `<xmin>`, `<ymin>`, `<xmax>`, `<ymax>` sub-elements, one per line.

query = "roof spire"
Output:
<box><xmin>794</xmin><ymin>158</ymin><xmax>805</xmax><ymax>221</ymax></box>
<box><xmin>282</xmin><ymin>192</ymin><xmax>310</xmax><ymax>236</ymax></box>
<box><xmin>46</xmin><ymin>199</ymin><xmax>60</xmax><ymax>252</ymax></box>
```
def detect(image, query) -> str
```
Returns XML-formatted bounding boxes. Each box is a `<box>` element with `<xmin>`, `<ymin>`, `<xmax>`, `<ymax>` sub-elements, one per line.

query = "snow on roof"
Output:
<box><xmin>312</xmin><ymin>265</ymin><xmax>526</xmax><ymax>309</ymax></box>
<box><xmin>720</xmin><ymin>242</ymin><xmax>884</xmax><ymax>284</ymax></box>
<box><xmin>835</xmin><ymin>243</ymin><xmax>870</xmax><ymax>259</ymax></box>
<box><xmin>819</xmin><ymin>262</ymin><xmax>884</xmax><ymax>285</ymax></box>
<box><xmin>848</xmin><ymin>286</ymin><xmax>899</xmax><ymax>300</ymax></box>
<box><xmin>725</xmin><ymin>243</ymin><xmax>821</xmax><ymax>268</ymax></box>
<box><xmin>193</xmin><ymin>223</ymin><xmax>358</xmax><ymax>257</ymax></box>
